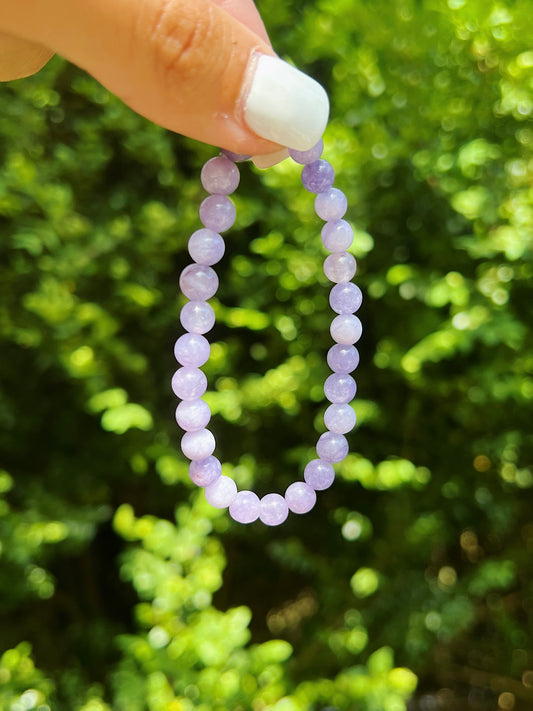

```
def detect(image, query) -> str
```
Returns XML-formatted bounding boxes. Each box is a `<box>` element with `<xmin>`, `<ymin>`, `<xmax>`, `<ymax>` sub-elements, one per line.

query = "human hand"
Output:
<box><xmin>0</xmin><ymin>0</ymin><xmax>329</xmax><ymax>161</ymax></box>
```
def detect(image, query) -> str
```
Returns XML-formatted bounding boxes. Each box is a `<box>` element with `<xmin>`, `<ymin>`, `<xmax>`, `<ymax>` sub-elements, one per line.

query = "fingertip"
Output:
<box><xmin>0</xmin><ymin>33</ymin><xmax>54</xmax><ymax>81</ymax></box>
<box><xmin>251</xmin><ymin>148</ymin><xmax>289</xmax><ymax>169</ymax></box>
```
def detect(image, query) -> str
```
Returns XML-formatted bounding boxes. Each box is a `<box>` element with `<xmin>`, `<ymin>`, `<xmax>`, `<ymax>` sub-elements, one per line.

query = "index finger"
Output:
<box><xmin>211</xmin><ymin>0</ymin><xmax>272</xmax><ymax>46</ymax></box>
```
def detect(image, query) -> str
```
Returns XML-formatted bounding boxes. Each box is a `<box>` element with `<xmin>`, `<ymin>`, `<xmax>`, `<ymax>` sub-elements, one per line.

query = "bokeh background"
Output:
<box><xmin>1</xmin><ymin>0</ymin><xmax>532</xmax><ymax>709</ymax></box>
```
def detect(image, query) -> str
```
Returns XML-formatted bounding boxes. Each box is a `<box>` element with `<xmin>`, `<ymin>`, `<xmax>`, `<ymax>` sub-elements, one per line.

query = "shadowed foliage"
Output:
<box><xmin>0</xmin><ymin>1</ymin><xmax>532</xmax><ymax>709</ymax></box>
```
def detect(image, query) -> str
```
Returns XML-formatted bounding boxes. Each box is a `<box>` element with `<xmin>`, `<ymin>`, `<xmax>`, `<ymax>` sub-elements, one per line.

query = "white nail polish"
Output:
<box><xmin>252</xmin><ymin>148</ymin><xmax>289</xmax><ymax>169</ymax></box>
<box><xmin>243</xmin><ymin>54</ymin><xmax>329</xmax><ymax>152</ymax></box>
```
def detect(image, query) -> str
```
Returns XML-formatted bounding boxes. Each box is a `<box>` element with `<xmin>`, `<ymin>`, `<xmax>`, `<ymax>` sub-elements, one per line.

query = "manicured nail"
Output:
<box><xmin>243</xmin><ymin>54</ymin><xmax>329</xmax><ymax>152</ymax></box>
<box><xmin>252</xmin><ymin>148</ymin><xmax>289</xmax><ymax>169</ymax></box>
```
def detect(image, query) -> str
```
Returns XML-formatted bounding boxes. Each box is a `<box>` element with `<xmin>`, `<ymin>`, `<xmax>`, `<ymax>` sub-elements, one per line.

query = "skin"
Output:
<box><xmin>0</xmin><ymin>0</ymin><xmax>281</xmax><ymax>155</ymax></box>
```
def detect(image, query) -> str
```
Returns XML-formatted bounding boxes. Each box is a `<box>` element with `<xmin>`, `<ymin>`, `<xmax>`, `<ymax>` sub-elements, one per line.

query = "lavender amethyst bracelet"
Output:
<box><xmin>172</xmin><ymin>139</ymin><xmax>362</xmax><ymax>526</ymax></box>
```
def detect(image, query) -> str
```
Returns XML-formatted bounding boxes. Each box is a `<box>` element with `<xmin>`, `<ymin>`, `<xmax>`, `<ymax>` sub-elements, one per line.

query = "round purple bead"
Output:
<box><xmin>174</xmin><ymin>333</ymin><xmax>210</xmax><ymax>367</ymax></box>
<box><xmin>175</xmin><ymin>398</ymin><xmax>211</xmax><ymax>431</ymax></box>
<box><xmin>304</xmin><ymin>459</ymin><xmax>335</xmax><ymax>490</ymax></box>
<box><xmin>301</xmin><ymin>159</ymin><xmax>335</xmax><ymax>194</ymax></box>
<box><xmin>324</xmin><ymin>403</ymin><xmax>356</xmax><ymax>434</ymax></box>
<box><xmin>329</xmin><ymin>282</ymin><xmax>362</xmax><ymax>314</ymax></box>
<box><xmin>285</xmin><ymin>481</ymin><xmax>317</xmax><ymax>514</ymax></box>
<box><xmin>205</xmin><ymin>475</ymin><xmax>237</xmax><ymax>508</ymax></box>
<box><xmin>201</xmin><ymin>155</ymin><xmax>240</xmax><ymax>195</ymax></box>
<box><xmin>180</xmin><ymin>301</ymin><xmax>215</xmax><ymax>335</ymax></box>
<box><xmin>316</xmin><ymin>432</ymin><xmax>349</xmax><ymax>463</ymax></box>
<box><xmin>229</xmin><ymin>490</ymin><xmax>260</xmax><ymax>524</ymax></box>
<box><xmin>181</xmin><ymin>428</ymin><xmax>216</xmax><ymax>461</ymax></box>
<box><xmin>321</xmin><ymin>219</ymin><xmax>354</xmax><ymax>252</ymax></box>
<box><xmin>324</xmin><ymin>373</ymin><xmax>357</xmax><ymax>404</ymax></box>
<box><xmin>171</xmin><ymin>367</ymin><xmax>208</xmax><ymax>400</ymax></box>
<box><xmin>289</xmin><ymin>139</ymin><xmax>323</xmax><ymax>165</ymax></box>
<box><xmin>260</xmin><ymin>493</ymin><xmax>289</xmax><ymax>526</ymax></box>
<box><xmin>179</xmin><ymin>264</ymin><xmax>219</xmax><ymax>300</ymax></box>
<box><xmin>188</xmin><ymin>229</ymin><xmax>225</xmax><ymax>266</ymax></box>
<box><xmin>330</xmin><ymin>314</ymin><xmax>363</xmax><ymax>345</ymax></box>
<box><xmin>323</xmin><ymin>252</ymin><xmax>357</xmax><ymax>283</ymax></box>
<box><xmin>199</xmin><ymin>195</ymin><xmax>236</xmax><ymax>232</ymax></box>
<box><xmin>315</xmin><ymin>188</ymin><xmax>348</xmax><ymax>221</ymax></box>
<box><xmin>327</xmin><ymin>345</ymin><xmax>360</xmax><ymax>373</ymax></box>
<box><xmin>189</xmin><ymin>456</ymin><xmax>221</xmax><ymax>487</ymax></box>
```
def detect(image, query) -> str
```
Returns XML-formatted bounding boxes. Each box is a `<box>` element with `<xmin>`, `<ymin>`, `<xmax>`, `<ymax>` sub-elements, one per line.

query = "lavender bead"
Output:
<box><xmin>222</xmin><ymin>149</ymin><xmax>251</xmax><ymax>163</ymax></box>
<box><xmin>175</xmin><ymin>398</ymin><xmax>211</xmax><ymax>431</ymax></box>
<box><xmin>321</xmin><ymin>219</ymin><xmax>353</xmax><ymax>252</ymax></box>
<box><xmin>171</xmin><ymin>367</ymin><xmax>207</xmax><ymax>400</ymax></box>
<box><xmin>181</xmin><ymin>428</ymin><xmax>216</xmax><ymax>461</ymax></box>
<box><xmin>188</xmin><ymin>229</ymin><xmax>225</xmax><ymax>266</ymax></box>
<box><xmin>289</xmin><ymin>139</ymin><xmax>323</xmax><ymax>165</ymax></box>
<box><xmin>260</xmin><ymin>493</ymin><xmax>289</xmax><ymax>526</ymax></box>
<box><xmin>201</xmin><ymin>155</ymin><xmax>240</xmax><ymax>195</ymax></box>
<box><xmin>189</xmin><ymin>456</ymin><xmax>221</xmax><ymax>487</ymax></box>
<box><xmin>323</xmin><ymin>252</ymin><xmax>357</xmax><ymax>283</ymax></box>
<box><xmin>315</xmin><ymin>188</ymin><xmax>348</xmax><ymax>221</ymax></box>
<box><xmin>179</xmin><ymin>264</ymin><xmax>219</xmax><ymax>300</ymax></box>
<box><xmin>330</xmin><ymin>282</ymin><xmax>362</xmax><ymax>314</ymax></box>
<box><xmin>205</xmin><ymin>475</ymin><xmax>237</xmax><ymax>508</ymax></box>
<box><xmin>285</xmin><ymin>481</ymin><xmax>317</xmax><ymax>514</ymax></box>
<box><xmin>316</xmin><ymin>432</ymin><xmax>349</xmax><ymax>463</ymax></box>
<box><xmin>304</xmin><ymin>459</ymin><xmax>335</xmax><ymax>490</ymax></box>
<box><xmin>327</xmin><ymin>344</ymin><xmax>360</xmax><ymax>373</ymax></box>
<box><xmin>174</xmin><ymin>334</ymin><xmax>210</xmax><ymax>367</ymax></box>
<box><xmin>301</xmin><ymin>159</ymin><xmax>335</xmax><ymax>193</ymax></box>
<box><xmin>180</xmin><ymin>301</ymin><xmax>215</xmax><ymax>335</ymax></box>
<box><xmin>324</xmin><ymin>403</ymin><xmax>356</xmax><ymax>434</ymax></box>
<box><xmin>229</xmin><ymin>490</ymin><xmax>260</xmax><ymax>524</ymax></box>
<box><xmin>199</xmin><ymin>195</ymin><xmax>236</xmax><ymax>232</ymax></box>
<box><xmin>324</xmin><ymin>373</ymin><xmax>357</xmax><ymax>403</ymax></box>
<box><xmin>330</xmin><ymin>314</ymin><xmax>363</xmax><ymax>345</ymax></box>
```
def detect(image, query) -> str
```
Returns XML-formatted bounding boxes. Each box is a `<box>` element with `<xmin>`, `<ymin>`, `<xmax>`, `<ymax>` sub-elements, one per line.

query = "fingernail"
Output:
<box><xmin>252</xmin><ymin>148</ymin><xmax>289</xmax><ymax>169</ymax></box>
<box><xmin>243</xmin><ymin>54</ymin><xmax>329</xmax><ymax>152</ymax></box>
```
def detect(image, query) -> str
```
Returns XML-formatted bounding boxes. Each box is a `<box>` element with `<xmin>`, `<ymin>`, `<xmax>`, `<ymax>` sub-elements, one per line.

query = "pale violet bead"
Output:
<box><xmin>171</xmin><ymin>367</ymin><xmax>207</xmax><ymax>400</ymax></box>
<box><xmin>301</xmin><ymin>159</ymin><xmax>335</xmax><ymax>193</ymax></box>
<box><xmin>179</xmin><ymin>264</ymin><xmax>219</xmax><ymax>300</ymax></box>
<box><xmin>324</xmin><ymin>403</ymin><xmax>356</xmax><ymax>434</ymax></box>
<box><xmin>199</xmin><ymin>195</ymin><xmax>236</xmax><ymax>232</ymax></box>
<box><xmin>200</xmin><ymin>155</ymin><xmax>240</xmax><ymax>195</ymax></box>
<box><xmin>315</xmin><ymin>188</ymin><xmax>348</xmax><ymax>221</ymax></box>
<box><xmin>316</xmin><ymin>432</ymin><xmax>349</xmax><ymax>463</ymax></box>
<box><xmin>323</xmin><ymin>252</ymin><xmax>357</xmax><ymax>283</ymax></box>
<box><xmin>327</xmin><ymin>344</ymin><xmax>360</xmax><ymax>373</ymax></box>
<box><xmin>205</xmin><ymin>475</ymin><xmax>237</xmax><ymax>508</ymax></box>
<box><xmin>330</xmin><ymin>314</ymin><xmax>363</xmax><ymax>345</ymax></box>
<box><xmin>324</xmin><ymin>373</ymin><xmax>357</xmax><ymax>404</ymax></box>
<box><xmin>181</xmin><ymin>428</ymin><xmax>215</xmax><ymax>461</ymax></box>
<box><xmin>174</xmin><ymin>333</ymin><xmax>210</xmax><ymax>367</ymax></box>
<box><xmin>180</xmin><ymin>301</ymin><xmax>215</xmax><ymax>334</ymax></box>
<box><xmin>321</xmin><ymin>219</ymin><xmax>353</xmax><ymax>252</ymax></box>
<box><xmin>189</xmin><ymin>456</ymin><xmax>221</xmax><ymax>487</ymax></box>
<box><xmin>260</xmin><ymin>493</ymin><xmax>289</xmax><ymax>526</ymax></box>
<box><xmin>229</xmin><ymin>490</ymin><xmax>260</xmax><ymax>524</ymax></box>
<box><xmin>175</xmin><ymin>399</ymin><xmax>211</xmax><ymax>431</ymax></box>
<box><xmin>289</xmin><ymin>139</ymin><xmax>323</xmax><ymax>165</ymax></box>
<box><xmin>188</xmin><ymin>229</ymin><xmax>225</xmax><ymax>266</ymax></box>
<box><xmin>285</xmin><ymin>482</ymin><xmax>317</xmax><ymax>514</ymax></box>
<box><xmin>330</xmin><ymin>282</ymin><xmax>362</xmax><ymax>314</ymax></box>
<box><xmin>304</xmin><ymin>459</ymin><xmax>335</xmax><ymax>490</ymax></box>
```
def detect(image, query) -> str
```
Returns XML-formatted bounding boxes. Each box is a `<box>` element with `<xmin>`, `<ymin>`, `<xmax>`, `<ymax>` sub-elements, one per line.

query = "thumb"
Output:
<box><xmin>2</xmin><ymin>0</ymin><xmax>329</xmax><ymax>155</ymax></box>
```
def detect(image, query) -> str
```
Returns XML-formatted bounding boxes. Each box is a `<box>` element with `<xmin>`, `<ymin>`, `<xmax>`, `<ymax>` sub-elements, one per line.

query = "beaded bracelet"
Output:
<box><xmin>172</xmin><ymin>139</ymin><xmax>362</xmax><ymax>526</ymax></box>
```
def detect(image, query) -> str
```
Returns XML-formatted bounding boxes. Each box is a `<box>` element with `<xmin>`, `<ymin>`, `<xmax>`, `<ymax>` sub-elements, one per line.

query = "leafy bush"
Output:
<box><xmin>1</xmin><ymin>1</ymin><xmax>532</xmax><ymax>709</ymax></box>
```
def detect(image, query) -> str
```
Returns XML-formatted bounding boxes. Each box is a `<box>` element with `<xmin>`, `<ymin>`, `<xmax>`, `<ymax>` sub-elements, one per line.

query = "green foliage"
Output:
<box><xmin>1</xmin><ymin>0</ymin><xmax>532</xmax><ymax>709</ymax></box>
